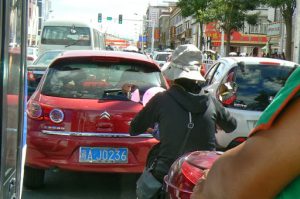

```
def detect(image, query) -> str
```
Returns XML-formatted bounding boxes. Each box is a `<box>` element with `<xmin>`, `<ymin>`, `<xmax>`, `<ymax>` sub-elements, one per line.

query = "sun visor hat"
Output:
<box><xmin>163</xmin><ymin>44</ymin><xmax>205</xmax><ymax>82</ymax></box>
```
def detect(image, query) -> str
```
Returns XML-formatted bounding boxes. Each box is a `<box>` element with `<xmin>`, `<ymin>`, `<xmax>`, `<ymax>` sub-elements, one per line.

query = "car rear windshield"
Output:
<box><xmin>233</xmin><ymin>64</ymin><xmax>295</xmax><ymax>111</ymax></box>
<box><xmin>41</xmin><ymin>61</ymin><xmax>167</xmax><ymax>99</ymax></box>
<box><xmin>33</xmin><ymin>51</ymin><xmax>62</xmax><ymax>65</ymax></box>
<box><xmin>155</xmin><ymin>54</ymin><xmax>170</xmax><ymax>61</ymax></box>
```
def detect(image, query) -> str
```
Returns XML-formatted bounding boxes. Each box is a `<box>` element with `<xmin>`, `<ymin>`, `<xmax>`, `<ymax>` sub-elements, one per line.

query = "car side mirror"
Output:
<box><xmin>218</xmin><ymin>82</ymin><xmax>237</xmax><ymax>106</ymax></box>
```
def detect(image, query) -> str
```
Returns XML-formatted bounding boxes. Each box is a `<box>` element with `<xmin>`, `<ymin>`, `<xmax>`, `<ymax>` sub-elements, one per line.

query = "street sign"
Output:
<box><xmin>267</xmin><ymin>23</ymin><xmax>281</xmax><ymax>36</ymax></box>
<box><xmin>107</xmin><ymin>17</ymin><xmax>112</xmax><ymax>21</ymax></box>
<box><xmin>139</xmin><ymin>36</ymin><xmax>147</xmax><ymax>42</ymax></box>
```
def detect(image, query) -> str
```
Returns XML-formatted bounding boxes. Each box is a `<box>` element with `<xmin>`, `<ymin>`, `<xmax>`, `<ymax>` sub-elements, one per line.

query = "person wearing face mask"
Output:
<box><xmin>130</xmin><ymin>44</ymin><xmax>237</xmax><ymax>199</ymax></box>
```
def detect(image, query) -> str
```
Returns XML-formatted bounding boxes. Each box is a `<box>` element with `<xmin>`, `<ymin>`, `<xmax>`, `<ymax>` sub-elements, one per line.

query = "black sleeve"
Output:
<box><xmin>129</xmin><ymin>94</ymin><xmax>161</xmax><ymax>136</ymax></box>
<box><xmin>212</xmin><ymin>96</ymin><xmax>237</xmax><ymax>133</ymax></box>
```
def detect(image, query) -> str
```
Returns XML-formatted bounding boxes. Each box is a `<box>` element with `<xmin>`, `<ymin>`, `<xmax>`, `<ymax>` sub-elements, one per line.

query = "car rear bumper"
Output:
<box><xmin>26</xmin><ymin>130</ymin><xmax>159</xmax><ymax>173</ymax></box>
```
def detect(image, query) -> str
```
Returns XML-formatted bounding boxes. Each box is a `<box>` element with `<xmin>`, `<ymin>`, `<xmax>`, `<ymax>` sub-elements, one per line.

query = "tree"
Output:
<box><xmin>262</xmin><ymin>0</ymin><xmax>296</xmax><ymax>60</ymax></box>
<box><xmin>177</xmin><ymin>0</ymin><xmax>212</xmax><ymax>50</ymax></box>
<box><xmin>208</xmin><ymin>0</ymin><xmax>261</xmax><ymax>56</ymax></box>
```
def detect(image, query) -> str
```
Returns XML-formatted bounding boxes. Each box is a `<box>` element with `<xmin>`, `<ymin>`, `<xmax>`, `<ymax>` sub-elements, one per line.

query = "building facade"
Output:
<box><xmin>28</xmin><ymin>0</ymin><xmax>52</xmax><ymax>46</ymax></box>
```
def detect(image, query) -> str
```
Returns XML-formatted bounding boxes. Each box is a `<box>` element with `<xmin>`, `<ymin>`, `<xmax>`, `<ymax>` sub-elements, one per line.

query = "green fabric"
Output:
<box><xmin>253</xmin><ymin>67</ymin><xmax>300</xmax><ymax>199</ymax></box>
<box><xmin>276</xmin><ymin>177</ymin><xmax>300</xmax><ymax>199</ymax></box>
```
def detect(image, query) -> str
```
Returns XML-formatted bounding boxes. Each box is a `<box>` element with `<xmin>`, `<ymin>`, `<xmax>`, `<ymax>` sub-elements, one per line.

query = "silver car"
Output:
<box><xmin>204</xmin><ymin>57</ymin><xmax>299</xmax><ymax>150</ymax></box>
<box><xmin>152</xmin><ymin>51</ymin><xmax>172</xmax><ymax>67</ymax></box>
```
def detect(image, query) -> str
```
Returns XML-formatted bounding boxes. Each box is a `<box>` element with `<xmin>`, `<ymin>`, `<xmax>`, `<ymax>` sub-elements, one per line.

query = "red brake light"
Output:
<box><xmin>27</xmin><ymin>102</ymin><xmax>43</xmax><ymax>119</ymax></box>
<box><xmin>27</xmin><ymin>102</ymin><xmax>65</xmax><ymax>123</ymax></box>
<box><xmin>165</xmin><ymin>151</ymin><xmax>220</xmax><ymax>199</ymax></box>
<box><xmin>200</xmin><ymin>64</ymin><xmax>206</xmax><ymax>76</ymax></box>
<box><xmin>233</xmin><ymin>137</ymin><xmax>247</xmax><ymax>143</ymax></box>
<box><xmin>27</xmin><ymin>71</ymin><xmax>35</xmax><ymax>81</ymax></box>
<box><xmin>181</xmin><ymin>161</ymin><xmax>204</xmax><ymax>185</ymax></box>
<box><xmin>92</xmin><ymin>57</ymin><xmax>120</xmax><ymax>62</ymax></box>
<box><xmin>259</xmin><ymin>61</ymin><xmax>280</xmax><ymax>65</ymax></box>
<box><xmin>27</xmin><ymin>56</ymin><xmax>34</xmax><ymax>61</ymax></box>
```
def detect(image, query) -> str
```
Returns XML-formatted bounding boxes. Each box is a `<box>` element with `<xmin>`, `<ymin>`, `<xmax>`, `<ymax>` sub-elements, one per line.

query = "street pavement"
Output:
<box><xmin>22</xmin><ymin>170</ymin><xmax>139</xmax><ymax>199</ymax></box>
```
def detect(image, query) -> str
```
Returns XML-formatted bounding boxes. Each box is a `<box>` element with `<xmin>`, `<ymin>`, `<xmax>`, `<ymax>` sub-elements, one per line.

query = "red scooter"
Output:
<box><xmin>164</xmin><ymin>151</ymin><xmax>222</xmax><ymax>199</ymax></box>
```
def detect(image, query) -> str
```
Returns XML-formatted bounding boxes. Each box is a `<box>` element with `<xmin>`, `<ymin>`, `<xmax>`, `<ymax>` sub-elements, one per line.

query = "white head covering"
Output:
<box><xmin>163</xmin><ymin>44</ymin><xmax>205</xmax><ymax>82</ymax></box>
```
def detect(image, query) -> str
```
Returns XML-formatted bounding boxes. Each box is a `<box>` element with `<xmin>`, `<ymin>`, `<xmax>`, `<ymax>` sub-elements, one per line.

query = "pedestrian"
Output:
<box><xmin>282</xmin><ymin>52</ymin><xmax>286</xmax><ymax>60</ymax></box>
<box><xmin>203</xmin><ymin>52</ymin><xmax>208</xmax><ymax>60</ymax></box>
<box><xmin>130</xmin><ymin>44</ymin><xmax>237</xmax><ymax>199</ymax></box>
<box><xmin>191</xmin><ymin>66</ymin><xmax>300</xmax><ymax>199</ymax></box>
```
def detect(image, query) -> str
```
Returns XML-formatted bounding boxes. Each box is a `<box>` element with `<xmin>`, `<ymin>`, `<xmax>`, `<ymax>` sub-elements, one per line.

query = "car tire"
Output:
<box><xmin>24</xmin><ymin>166</ymin><xmax>45</xmax><ymax>189</ymax></box>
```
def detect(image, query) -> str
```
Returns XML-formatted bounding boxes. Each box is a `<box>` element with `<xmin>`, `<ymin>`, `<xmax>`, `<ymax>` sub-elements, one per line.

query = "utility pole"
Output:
<box><xmin>141</xmin><ymin>17</ymin><xmax>145</xmax><ymax>52</ymax></box>
<box><xmin>294</xmin><ymin>0</ymin><xmax>300</xmax><ymax>63</ymax></box>
<box><xmin>220</xmin><ymin>29</ymin><xmax>225</xmax><ymax>57</ymax></box>
<box><xmin>198</xmin><ymin>24</ymin><xmax>201</xmax><ymax>49</ymax></box>
<box><xmin>151</xmin><ymin>20</ymin><xmax>155</xmax><ymax>53</ymax></box>
<box><xmin>279</xmin><ymin>8</ymin><xmax>284</xmax><ymax>55</ymax></box>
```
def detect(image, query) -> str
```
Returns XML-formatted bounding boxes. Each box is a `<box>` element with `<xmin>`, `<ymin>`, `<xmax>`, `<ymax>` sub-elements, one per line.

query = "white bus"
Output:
<box><xmin>38</xmin><ymin>19</ymin><xmax>106</xmax><ymax>56</ymax></box>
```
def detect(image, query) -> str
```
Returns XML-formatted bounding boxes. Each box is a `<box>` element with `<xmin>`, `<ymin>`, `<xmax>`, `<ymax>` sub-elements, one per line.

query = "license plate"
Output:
<box><xmin>79</xmin><ymin>147</ymin><xmax>128</xmax><ymax>163</ymax></box>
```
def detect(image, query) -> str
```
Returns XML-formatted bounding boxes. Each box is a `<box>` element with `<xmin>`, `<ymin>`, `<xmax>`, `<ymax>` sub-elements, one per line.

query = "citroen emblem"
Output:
<box><xmin>100</xmin><ymin>111</ymin><xmax>111</xmax><ymax>120</ymax></box>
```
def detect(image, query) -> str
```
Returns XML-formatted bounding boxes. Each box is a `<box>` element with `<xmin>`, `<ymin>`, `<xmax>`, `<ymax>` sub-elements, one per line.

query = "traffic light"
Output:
<box><xmin>118</xmin><ymin>14</ymin><xmax>123</xmax><ymax>24</ymax></box>
<box><xmin>98</xmin><ymin>13</ymin><xmax>102</xmax><ymax>23</ymax></box>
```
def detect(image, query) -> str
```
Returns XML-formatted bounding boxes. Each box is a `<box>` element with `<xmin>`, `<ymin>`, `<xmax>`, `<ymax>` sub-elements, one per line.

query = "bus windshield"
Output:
<box><xmin>41</xmin><ymin>26</ymin><xmax>91</xmax><ymax>46</ymax></box>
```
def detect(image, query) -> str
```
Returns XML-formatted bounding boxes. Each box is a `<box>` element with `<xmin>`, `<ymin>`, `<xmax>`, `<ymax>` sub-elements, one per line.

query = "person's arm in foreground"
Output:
<box><xmin>212</xmin><ymin>97</ymin><xmax>237</xmax><ymax>133</ymax></box>
<box><xmin>192</xmin><ymin>98</ymin><xmax>300</xmax><ymax>199</ymax></box>
<box><xmin>129</xmin><ymin>95</ymin><xmax>160</xmax><ymax>136</ymax></box>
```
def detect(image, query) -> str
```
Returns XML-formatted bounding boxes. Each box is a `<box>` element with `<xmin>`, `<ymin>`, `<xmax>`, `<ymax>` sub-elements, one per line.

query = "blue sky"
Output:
<box><xmin>50</xmin><ymin>0</ymin><xmax>167</xmax><ymax>40</ymax></box>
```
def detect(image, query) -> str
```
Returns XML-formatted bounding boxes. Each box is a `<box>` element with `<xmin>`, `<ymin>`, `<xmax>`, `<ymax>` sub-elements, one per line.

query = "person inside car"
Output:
<box><xmin>117</xmin><ymin>69</ymin><xmax>140</xmax><ymax>99</ymax></box>
<box><xmin>191</xmin><ymin>67</ymin><xmax>300</xmax><ymax>199</ymax></box>
<box><xmin>129</xmin><ymin>44</ymin><xmax>237</xmax><ymax>198</ymax></box>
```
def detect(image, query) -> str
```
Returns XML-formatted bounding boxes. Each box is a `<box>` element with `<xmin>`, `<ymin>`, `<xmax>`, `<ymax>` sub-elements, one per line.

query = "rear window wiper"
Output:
<box><xmin>65</xmin><ymin>39</ymin><xmax>80</xmax><ymax>47</ymax></box>
<box><xmin>99</xmin><ymin>88</ymin><xmax>130</xmax><ymax>101</ymax></box>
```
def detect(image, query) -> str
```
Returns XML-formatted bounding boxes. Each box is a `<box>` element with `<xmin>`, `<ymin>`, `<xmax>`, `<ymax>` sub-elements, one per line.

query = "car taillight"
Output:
<box><xmin>27</xmin><ymin>102</ymin><xmax>42</xmax><ymax>119</ymax></box>
<box><xmin>259</xmin><ymin>61</ymin><xmax>280</xmax><ymax>65</ymax></box>
<box><xmin>227</xmin><ymin>137</ymin><xmax>247</xmax><ymax>150</ymax></box>
<box><xmin>49</xmin><ymin>109</ymin><xmax>64</xmax><ymax>123</ymax></box>
<box><xmin>200</xmin><ymin>63</ymin><xmax>206</xmax><ymax>76</ymax></box>
<box><xmin>27</xmin><ymin>56</ymin><xmax>34</xmax><ymax>61</ymax></box>
<box><xmin>27</xmin><ymin>102</ymin><xmax>65</xmax><ymax>123</ymax></box>
<box><xmin>27</xmin><ymin>71</ymin><xmax>35</xmax><ymax>81</ymax></box>
<box><xmin>165</xmin><ymin>151</ymin><xmax>220</xmax><ymax>199</ymax></box>
<box><xmin>233</xmin><ymin>137</ymin><xmax>247</xmax><ymax>143</ymax></box>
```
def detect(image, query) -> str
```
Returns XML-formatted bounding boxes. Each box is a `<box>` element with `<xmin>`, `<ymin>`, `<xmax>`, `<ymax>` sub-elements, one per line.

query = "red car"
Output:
<box><xmin>25</xmin><ymin>50</ymin><xmax>168</xmax><ymax>188</ymax></box>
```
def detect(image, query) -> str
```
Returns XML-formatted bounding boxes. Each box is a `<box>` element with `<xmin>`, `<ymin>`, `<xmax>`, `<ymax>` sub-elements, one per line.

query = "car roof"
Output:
<box><xmin>51</xmin><ymin>50</ymin><xmax>159</xmax><ymax>69</ymax></box>
<box><xmin>219</xmin><ymin>57</ymin><xmax>299</xmax><ymax>67</ymax></box>
<box><xmin>39</xmin><ymin>50</ymin><xmax>64</xmax><ymax>55</ymax></box>
<box><xmin>43</xmin><ymin>19</ymin><xmax>93</xmax><ymax>27</ymax></box>
<box><xmin>153</xmin><ymin>51</ymin><xmax>172</xmax><ymax>55</ymax></box>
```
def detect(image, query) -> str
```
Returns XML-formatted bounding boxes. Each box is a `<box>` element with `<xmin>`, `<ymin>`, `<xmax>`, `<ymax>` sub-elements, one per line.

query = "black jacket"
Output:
<box><xmin>130</xmin><ymin>85</ymin><xmax>237</xmax><ymax>173</ymax></box>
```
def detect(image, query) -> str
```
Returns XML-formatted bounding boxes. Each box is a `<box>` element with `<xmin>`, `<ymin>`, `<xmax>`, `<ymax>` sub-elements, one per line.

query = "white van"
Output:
<box><xmin>38</xmin><ymin>19</ymin><xmax>105</xmax><ymax>56</ymax></box>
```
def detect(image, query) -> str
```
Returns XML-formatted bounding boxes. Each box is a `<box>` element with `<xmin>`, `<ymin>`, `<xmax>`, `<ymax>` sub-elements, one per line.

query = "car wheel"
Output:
<box><xmin>23</xmin><ymin>166</ymin><xmax>45</xmax><ymax>189</ymax></box>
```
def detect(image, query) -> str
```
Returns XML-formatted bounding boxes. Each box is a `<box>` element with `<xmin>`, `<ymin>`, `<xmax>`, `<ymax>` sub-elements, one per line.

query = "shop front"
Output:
<box><xmin>204</xmin><ymin>22</ymin><xmax>267</xmax><ymax>56</ymax></box>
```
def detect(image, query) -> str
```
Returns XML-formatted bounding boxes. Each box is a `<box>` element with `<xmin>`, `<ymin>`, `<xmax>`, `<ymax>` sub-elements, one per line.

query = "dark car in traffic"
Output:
<box><xmin>27</xmin><ymin>50</ymin><xmax>64</xmax><ymax>97</ymax></box>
